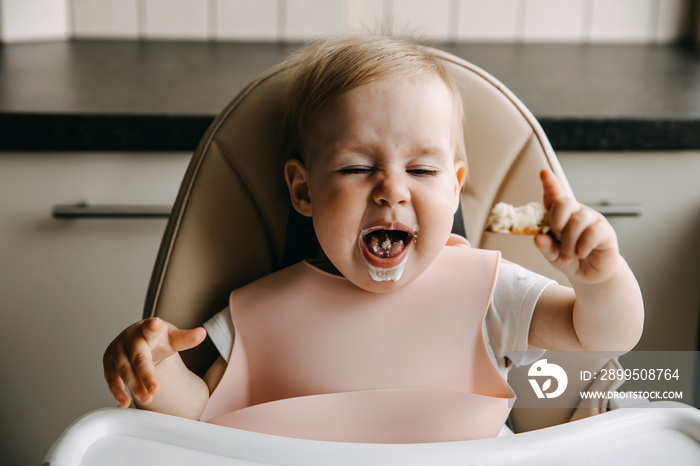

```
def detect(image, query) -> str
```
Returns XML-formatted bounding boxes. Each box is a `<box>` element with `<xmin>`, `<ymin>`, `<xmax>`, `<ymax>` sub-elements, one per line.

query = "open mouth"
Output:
<box><xmin>359</xmin><ymin>224</ymin><xmax>415</xmax><ymax>269</ymax></box>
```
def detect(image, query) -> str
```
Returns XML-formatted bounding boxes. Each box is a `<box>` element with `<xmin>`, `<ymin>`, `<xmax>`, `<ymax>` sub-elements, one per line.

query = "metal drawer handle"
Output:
<box><xmin>52</xmin><ymin>203</ymin><xmax>171</xmax><ymax>219</ymax></box>
<box><xmin>587</xmin><ymin>203</ymin><xmax>642</xmax><ymax>217</ymax></box>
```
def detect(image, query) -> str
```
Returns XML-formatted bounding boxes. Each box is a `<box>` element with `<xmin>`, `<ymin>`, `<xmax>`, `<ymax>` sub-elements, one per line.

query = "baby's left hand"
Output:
<box><xmin>535</xmin><ymin>169</ymin><xmax>620</xmax><ymax>285</ymax></box>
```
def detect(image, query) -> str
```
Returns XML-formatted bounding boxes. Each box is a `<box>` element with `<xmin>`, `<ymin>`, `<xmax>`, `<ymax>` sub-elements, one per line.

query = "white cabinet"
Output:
<box><xmin>0</xmin><ymin>152</ymin><xmax>190</xmax><ymax>466</ymax></box>
<box><xmin>558</xmin><ymin>151</ymin><xmax>700</xmax><ymax>352</ymax></box>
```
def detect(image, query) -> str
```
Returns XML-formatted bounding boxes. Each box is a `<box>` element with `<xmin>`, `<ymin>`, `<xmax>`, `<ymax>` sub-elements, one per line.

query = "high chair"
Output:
<box><xmin>44</xmin><ymin>45</ymin><xmax>700</xmax><ymax>465</ymax></box>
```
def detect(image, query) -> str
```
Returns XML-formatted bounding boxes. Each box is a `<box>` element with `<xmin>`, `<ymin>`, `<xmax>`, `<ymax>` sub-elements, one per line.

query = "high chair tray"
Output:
<box><xmin>44</xmin><ymin>403</ymin><xmax>700</xmax><ymax>466</ymax></box>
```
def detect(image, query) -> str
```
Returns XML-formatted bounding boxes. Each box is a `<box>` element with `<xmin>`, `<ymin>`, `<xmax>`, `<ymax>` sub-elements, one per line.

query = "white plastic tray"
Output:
<box><xmin>44</xmin><ymin>402</ymin><xmax>700</xmax><ymax>466</ymax></box>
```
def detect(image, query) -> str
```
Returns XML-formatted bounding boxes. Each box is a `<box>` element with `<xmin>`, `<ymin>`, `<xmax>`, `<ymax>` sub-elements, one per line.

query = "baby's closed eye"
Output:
<box><xmin>337</xmin><ymin>166</ymin><xmax>374</xmax><ymax>175</ymax></box>
<box><xmin>407</xmin><ymin>168</ymin><xmax>439</xmax><ymax>177</ymax></box>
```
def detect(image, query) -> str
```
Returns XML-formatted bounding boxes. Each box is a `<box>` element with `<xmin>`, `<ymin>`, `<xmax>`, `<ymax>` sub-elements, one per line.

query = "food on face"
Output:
<box><xmin>486</xmin><ymin>201</ymin><xmax>550</xmax><ymax>235</ymax></box>
<box><xmin>359</xmin><ymin>224</ymin><xmax>416</xmax><ymax>283</ymax></box>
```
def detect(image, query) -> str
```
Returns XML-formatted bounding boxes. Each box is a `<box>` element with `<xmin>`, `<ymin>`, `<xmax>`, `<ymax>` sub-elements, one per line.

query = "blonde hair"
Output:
<box><xmin>282</xmin><ymin>35</ymin><xmax>467</xmax><ymax>173</ymax></box>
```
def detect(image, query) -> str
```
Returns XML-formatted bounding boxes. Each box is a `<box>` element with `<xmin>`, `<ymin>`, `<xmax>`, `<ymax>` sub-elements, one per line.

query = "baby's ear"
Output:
<box><xmin>453</xmin><ymin>161</ymin><xmax>466</xmax><ymax>212</ymax></box>
<box><xmin>284</xmin><ymin>159</ymin><xmax>312</xmax><ymax>217</ymax></box>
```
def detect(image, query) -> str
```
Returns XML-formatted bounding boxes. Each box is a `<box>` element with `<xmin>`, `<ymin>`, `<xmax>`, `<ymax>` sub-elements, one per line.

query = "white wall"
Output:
<box><xmin>0</xmin><ymin>0</ymin><xmax>70</xmax><ymax>42</ymax></box>
<box><xmin>1</xmin><ymin>0</ymin><xmax>695</xmax><ymax>43</ymax></box>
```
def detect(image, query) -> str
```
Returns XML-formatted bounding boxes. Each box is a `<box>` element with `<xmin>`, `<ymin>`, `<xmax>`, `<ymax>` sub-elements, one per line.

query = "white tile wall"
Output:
<box><xmin>1</xmin><ymin>0</ymin><xmax>70</xmax><ymax>42</ymax></box>
<box><xmin>144</xmin><ymin>0</ymin><xmax>210</xmax><ymax>41</ymax></box>
<box><xmin>216</xmin><ymin>0</ymin><xmax>278</xmax><ymax>41</ymax></box>
<box><xmin>1</xmin><ymin>0</ymin><xmax>694</xmax><ymax>44</ymax></box>
<box><xmin>523</xmin><ymin>0</ymin><xmax>588</xmax><ymax>43</ymax></box>
<box><xmin>589</xmin><ymin>0</ymin><xmax>656</xmax><ymax>43</ymax></box>
<box><xmin>284</xmin><ymin>0</ymin><xmax>344</xmax><ymax>41</ymax></box>
<box><xmin>390</xmin><ymin>0</ymin><xmax>451</xmax><ymax>40</ymax></box>
<box><xmin>457</xmin><ymin>0</ymin><xmax>521</xmax><ymax>43</ymax></box>
<box><xmin>73</xmin><ymin>0</ymin><xmax>138</xmax><ymax>39</ymax></box>
<box><xmin>343</xmin><ymin>0</ymin><xmax>386</xmax><ymax>35</ymax></box>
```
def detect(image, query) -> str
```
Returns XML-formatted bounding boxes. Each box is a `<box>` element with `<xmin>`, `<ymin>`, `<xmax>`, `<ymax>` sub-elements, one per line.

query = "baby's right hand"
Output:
<box><xmin>103</xmin><ymin>317</ymin><xmax>206</xmax><ymax>408</ymax></box>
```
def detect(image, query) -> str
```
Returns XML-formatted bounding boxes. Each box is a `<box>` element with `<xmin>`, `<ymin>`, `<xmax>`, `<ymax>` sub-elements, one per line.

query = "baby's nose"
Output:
<box><xmin>372</xmin><ymin>173</ymin><xmax>410</xmax><ymax>207</ymax></box>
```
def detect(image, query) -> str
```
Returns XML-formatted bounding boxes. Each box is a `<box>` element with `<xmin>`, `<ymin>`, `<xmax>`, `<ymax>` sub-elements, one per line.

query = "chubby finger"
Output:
<box><xmin>127</xmin><ymin>336</ymin><xmax>159</xmax><ymax>397</ymax></box>
<box><xmin>559</xmin><ymin>207</ymin><xmax>602</xmax><ymax>259</ymax></box>
<box><xmin>108</xmin><ymin>346</ymin><xmax>152</xmax><ymax>405</ymax></box>
<box><xmin>575</xmin><ymin>220</ymin><xmax>618</xmax><ymax>259</ymax></box>
<box><xmin>140</xmin><ymin>317</ymin><xmax>166</xmax><ymax>343</ymax></box>
<box><xmin>104</xmin><ymin>339</ymin><xmax>134</xmax><ymax>407</ymax></box>
<box><xmin>115</xmin><ymin>349</ymin><xmax>153</xmax><ymax>404</ymax></box>
<box><xmin>139</xmin><ymin>317</ymin><xmax>176</xmax><ymax>364</ymax></box>
<box><xmin>547</xmin><ymin>197</ymin><xmax>580</xmax><ymax>240</ymax></box>
<box><xmin>540</xmin><ymin>169</ymin><xmax>568</xmax><ymax>210</ymax></box>
<box><xmin>534</xmin><ymin>233</ymin><xmax>561</xmax><ymax>263</ymax></box>
<box><xmin>169</xmin><ymin>326</ymin><xmax>207</xmax><ymax>353</ymax></box>
<box><xmin>104</xmin><ymin>359</ymin><xmax>132</xmax><ymax>408</ymax></box>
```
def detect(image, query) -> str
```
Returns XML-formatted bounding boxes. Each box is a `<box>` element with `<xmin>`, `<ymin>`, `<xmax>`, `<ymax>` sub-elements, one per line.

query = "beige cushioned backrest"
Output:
<box><xmin>144</xmin><ymin>47</ymin><xmax>607</xmax><ymax>431</ymax></box>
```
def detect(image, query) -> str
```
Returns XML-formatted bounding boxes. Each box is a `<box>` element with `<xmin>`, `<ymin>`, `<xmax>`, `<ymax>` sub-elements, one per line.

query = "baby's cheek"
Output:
<box><xmin>423</xmin><ymin>201</ymin><xmax>456</xmax><ymax>230</ymax></box>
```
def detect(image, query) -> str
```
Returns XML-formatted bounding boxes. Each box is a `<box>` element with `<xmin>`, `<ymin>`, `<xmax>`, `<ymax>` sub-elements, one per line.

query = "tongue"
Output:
<box><xmin>366</xmin><ymin>230</ymin><xmax>407</xmax><ymax>258</ymax></box>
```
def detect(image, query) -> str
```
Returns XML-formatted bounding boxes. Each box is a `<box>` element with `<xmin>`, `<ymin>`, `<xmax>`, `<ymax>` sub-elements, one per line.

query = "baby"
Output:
<box><xmin>103</xmin><ymin>35</ymin><xmax>644</xmax><ymax>443</ymax></box>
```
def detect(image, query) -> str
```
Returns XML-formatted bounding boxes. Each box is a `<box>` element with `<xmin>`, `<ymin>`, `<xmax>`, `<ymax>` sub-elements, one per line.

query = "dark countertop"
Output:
<box><xmin>1</xmin><ymin>41</ymin><xmax>700</xmax><ymax>152</ymax></box>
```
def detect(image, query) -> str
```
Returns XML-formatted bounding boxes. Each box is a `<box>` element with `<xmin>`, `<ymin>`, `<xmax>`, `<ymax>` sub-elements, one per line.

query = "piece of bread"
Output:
<box><xmin>486</xmin><ymin>201</ymin><xmax>550</xmax><ymax>235</ymax></box>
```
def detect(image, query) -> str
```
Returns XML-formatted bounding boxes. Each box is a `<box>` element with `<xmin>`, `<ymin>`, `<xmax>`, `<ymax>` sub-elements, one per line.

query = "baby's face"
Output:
<box><xmin>288</xmin><ymin>75</ymin><xmax>465</xmax><ymax>292</ymax></box>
